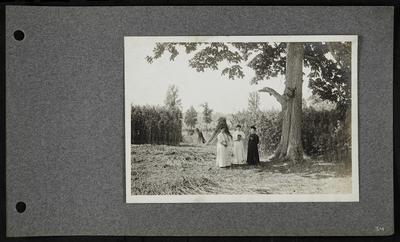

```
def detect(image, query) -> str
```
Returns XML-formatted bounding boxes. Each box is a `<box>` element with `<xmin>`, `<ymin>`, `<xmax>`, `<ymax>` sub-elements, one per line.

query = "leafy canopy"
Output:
<box><xmin>147</xmin><ymin>41</ymin><xmax>351</xmax><ymax>108</ymax></box>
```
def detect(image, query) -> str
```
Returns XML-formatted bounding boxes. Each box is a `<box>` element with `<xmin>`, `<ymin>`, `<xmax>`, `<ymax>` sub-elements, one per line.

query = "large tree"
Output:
<box><xmin>147</xmin><ymin>41</ymin><xmax>351</xmax><ymax>162</ymax></box>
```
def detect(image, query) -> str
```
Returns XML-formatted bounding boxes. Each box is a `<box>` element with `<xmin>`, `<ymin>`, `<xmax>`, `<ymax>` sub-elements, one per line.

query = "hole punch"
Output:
<box><xmin>13</xmin><ymin>30</ymin><xmax>25</xmax><ymax>41</ymax></box>
<box><xmin>16</xmin><ymin>201</ymin><xmax>26</xmax><ymax>213</ymax></box>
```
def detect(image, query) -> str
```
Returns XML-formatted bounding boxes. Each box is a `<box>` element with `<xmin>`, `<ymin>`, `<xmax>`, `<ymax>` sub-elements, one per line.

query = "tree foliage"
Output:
<box><xmin>164</xmin><ymin>85</ymin><xmax>182</xmax><ymax>110</ymax></box>
<box><xmin>231</xmin><ymin>110</ymin><xmax>281</xmax><ymax>155</ymax></box>
<box><xmin>184</xmin><ymin>106</ymin><xmax>198</xmax><ymax>129</ymax></box>
<box><xmin>302</xmin><ymin>107</ymin><xmax>351</xmax><ymax>163</ymax></box>
<box><xmin>305</xmin><ymin>42</ymin><xmax>351</xmax><ymax>111</ymax></box>
<box><xmin>200</xmin><ymin>102</ymin><xmax>213</xmax><ymax>127</ymax></box>
<box><xmin>248</xmin><ymin>91</ymin><xmax>261</xmax><ymax>114</ymax></box>
<box><xmin>146</xmin><ymin>41</ymin><xmax>351</xmax><ymax>108</ymax></box>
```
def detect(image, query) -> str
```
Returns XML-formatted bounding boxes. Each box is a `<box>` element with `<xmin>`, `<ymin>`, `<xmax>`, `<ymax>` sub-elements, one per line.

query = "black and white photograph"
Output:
<box><xmin>124</xmin><ymin>36</ymin><xmax>358</xmax><ymax>203</ymax></box>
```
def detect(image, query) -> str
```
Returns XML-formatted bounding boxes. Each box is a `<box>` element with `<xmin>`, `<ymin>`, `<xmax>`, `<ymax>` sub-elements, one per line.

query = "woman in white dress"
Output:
<box><xmin>207</xmin><ymin>117</ymin><xmax>232</xmax><ymax>168</ymax></box>
<box><xmin>216</xmin><ymin>127</ymin><xmax>231</xmax><ymax>168</ymax></box>
<box><xmin>232</xmin><ymin>124</ymin><xmax>246</xmax><ymax>165</ymax></box>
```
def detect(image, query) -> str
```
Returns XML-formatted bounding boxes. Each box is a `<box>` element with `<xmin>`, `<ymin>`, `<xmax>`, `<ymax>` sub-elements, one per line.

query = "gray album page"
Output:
<box><xmin>6</xmin><ymin>6</ymin><xmax>393</xmax><ymax>236</ymax></box>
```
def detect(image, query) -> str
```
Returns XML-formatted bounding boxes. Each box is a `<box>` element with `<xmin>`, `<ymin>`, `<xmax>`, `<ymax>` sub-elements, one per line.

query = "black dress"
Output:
<box><xmin>247</xmin><ymin>133</ymin><xmax>260</xmax><ymax>164</ymax></box>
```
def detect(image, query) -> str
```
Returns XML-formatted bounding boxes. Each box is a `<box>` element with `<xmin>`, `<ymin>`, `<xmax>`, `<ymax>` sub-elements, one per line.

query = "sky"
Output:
<box><xmin>125</xmin><ymin>38</ymin><xmax>314</xmax><ymax>114</ymax></box>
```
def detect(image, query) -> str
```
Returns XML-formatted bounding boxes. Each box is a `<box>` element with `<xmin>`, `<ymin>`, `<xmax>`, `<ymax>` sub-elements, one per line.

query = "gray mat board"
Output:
<box><xmin>6</xmin><ymin>6</ymin><xmax>394</xmax><ymax>236</ymax></box>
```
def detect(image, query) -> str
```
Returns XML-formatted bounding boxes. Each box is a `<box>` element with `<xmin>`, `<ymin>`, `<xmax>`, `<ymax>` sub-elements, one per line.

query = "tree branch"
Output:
<box><xmin>326</xmin><ymin>43</ymin><xmax>339</xmax><ymax>62</ymax></box>
<box><xmin>304</xmin><ymin>54</ymin><xmax>319</xmax><ymax>61</ymax></box>
<box><xmin>258</xmin><ymin>87</ymin><xmax>287</xmax><ymax>107</ymax></box>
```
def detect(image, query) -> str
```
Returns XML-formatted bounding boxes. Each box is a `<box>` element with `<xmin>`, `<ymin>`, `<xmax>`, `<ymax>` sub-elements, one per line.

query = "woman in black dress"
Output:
<box><xmin>247</xmin><ymin>126</ymin><xmax>260</xmax><ymax>165</ymax></box>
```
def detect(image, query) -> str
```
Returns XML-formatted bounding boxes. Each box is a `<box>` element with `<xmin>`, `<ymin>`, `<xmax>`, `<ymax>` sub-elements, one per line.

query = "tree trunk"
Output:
<box><xmin>273</xmin><ymin>42</ymin><xmax>304</xmax><ymax>162</ymax></box>
<box><xmin>285</xmin><ymin>43</ymin><xmax>304</xmax><ymax>162</ymax></box>
<box><xmin>274</xmin><ymin>103</ymin><xmax>291</xmax><ymax>159</ymax></box>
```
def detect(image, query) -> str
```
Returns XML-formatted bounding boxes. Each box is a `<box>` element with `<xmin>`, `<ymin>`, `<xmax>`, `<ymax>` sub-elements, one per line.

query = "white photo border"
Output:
<box><xmin>124</xmin><ymin>35</ymin><xmax>359</xmax><ymax>203</ymax></box>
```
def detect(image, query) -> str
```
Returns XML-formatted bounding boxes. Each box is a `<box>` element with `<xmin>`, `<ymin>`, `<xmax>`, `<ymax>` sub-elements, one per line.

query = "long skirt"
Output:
<box><xmin>232</xmin><ymin>141</ymin><xmax>246</xmax><ymax>164</ymax></box>
<box><xmin>216</xmin><ymin>143</ymin><xmax>230</xmax><ymax>167</ymax></box>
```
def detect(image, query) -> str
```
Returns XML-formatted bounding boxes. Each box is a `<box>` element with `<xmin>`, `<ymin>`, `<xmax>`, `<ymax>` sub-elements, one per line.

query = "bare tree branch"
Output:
<box><xmin>258</xmin><ymin>87</ymin><xmax>287</xmax><ymax>108</ymax></box>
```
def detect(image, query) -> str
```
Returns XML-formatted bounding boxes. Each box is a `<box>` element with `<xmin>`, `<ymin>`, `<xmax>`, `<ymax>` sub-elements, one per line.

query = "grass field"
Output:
<box><xmin>130</xmin><ymin>143</ymin><xmax>352</xmax><ymax>195</ymax></box>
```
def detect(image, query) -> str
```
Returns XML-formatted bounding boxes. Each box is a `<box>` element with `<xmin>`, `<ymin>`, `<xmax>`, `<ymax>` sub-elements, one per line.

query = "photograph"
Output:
<box><xmin>124</xmin><ymin>36</ymin><xmax>358</xmax><ymax>203</ymax></box>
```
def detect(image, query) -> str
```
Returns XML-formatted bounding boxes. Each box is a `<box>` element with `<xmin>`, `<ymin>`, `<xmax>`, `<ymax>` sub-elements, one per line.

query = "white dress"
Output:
<box><xmin>232</xmin><ymin>131</ymin><xmax>246</xmax><ymax>164</ymax></box>
<box><xmin>216</xmin><ymin>132</ymin><xmax>230</xmax><ymax>167</ymax></box>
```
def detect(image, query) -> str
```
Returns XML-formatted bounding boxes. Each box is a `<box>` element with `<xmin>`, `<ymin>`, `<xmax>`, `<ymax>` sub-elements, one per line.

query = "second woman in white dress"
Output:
<box><xmin>232</xmin><ymin>124</ymin><xmax>246</xmax><ymax>165</ymax></box>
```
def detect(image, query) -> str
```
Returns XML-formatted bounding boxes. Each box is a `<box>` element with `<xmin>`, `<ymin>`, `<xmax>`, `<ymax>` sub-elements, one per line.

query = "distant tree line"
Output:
<box><xmin>184</xmin><ymin>102</ymin><xmax>214</xmax><ymax>131</ymax></box>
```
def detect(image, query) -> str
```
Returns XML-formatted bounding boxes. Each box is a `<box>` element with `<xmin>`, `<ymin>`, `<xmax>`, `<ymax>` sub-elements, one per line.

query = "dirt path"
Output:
<box><xmin>131</xmin><ymin>144</ymin><xmax>352</xmax><ymax>195</ymax></box>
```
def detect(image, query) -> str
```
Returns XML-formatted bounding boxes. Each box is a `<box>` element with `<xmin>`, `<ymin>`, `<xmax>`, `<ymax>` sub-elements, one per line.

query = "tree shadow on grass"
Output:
<box><xmin>178</xmin><ymin>143</ymin><xmax>200</xmax><ymax>148</ymax></box>
<box><xmin>298</xmin><ymin>163</ymin><xmax>351</xmax><ymax>179</ymax></box>
<box><xmin>230</xmin><ymin>160</ymin><xmax>352</xmax><ymax>180</ymax></box>
<box><xmin>301</xmin><ymin>173</ymin><xmax>334</xmax><ymax>179</ymax></box>
<box><xmin>229</xmin><ymin>162</ymin><xmax>274</xmax><ymax>172</ymax></box>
